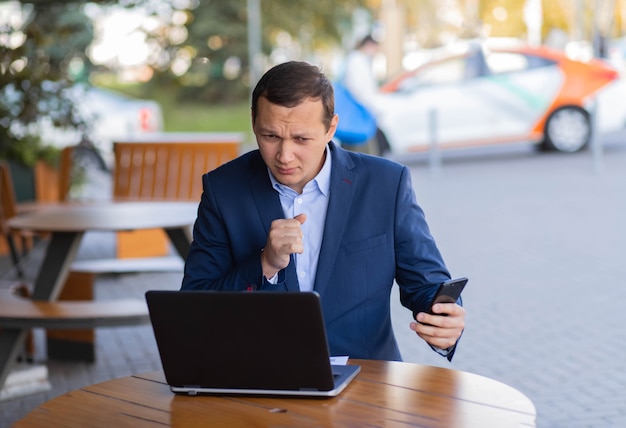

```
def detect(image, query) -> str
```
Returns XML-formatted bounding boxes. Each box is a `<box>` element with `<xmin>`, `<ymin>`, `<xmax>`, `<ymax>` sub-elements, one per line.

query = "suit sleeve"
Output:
<box><xmin>181</xmin><ymin>173</ymin><xmax>265</xmax><ymax>291</ymax></box>
<box><xmin>392</xmin><ymin>166</ymin><xmax>462</xmax><ymax>361</ymax></box>
<box><xmin>394</xmin><ymin>166</ymin><xmax>450</xmax><ymax>307</ymax></box>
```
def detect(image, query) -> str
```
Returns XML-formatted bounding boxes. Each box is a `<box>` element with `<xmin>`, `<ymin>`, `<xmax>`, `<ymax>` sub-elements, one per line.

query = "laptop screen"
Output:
<box><xmin>146</xmin><ymin>290</ymin><xmax>340</xmax><ymax>392</ymax></box>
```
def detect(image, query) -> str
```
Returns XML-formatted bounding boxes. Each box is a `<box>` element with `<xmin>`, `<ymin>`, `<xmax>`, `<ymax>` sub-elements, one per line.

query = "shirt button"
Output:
<box><xmin>297</xmin><ymin>198</ymin><xmax>303</xmax><ymax>204</ymax></box>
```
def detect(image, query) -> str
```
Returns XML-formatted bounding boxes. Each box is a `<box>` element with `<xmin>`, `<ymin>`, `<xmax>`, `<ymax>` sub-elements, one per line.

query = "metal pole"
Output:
<box><xmin>247</xmin><ymin>0</ymin><xmax>262</xmax><ymax>94</ymax></box>
<box><xmin>590</xmin><ymin>98</ymin><xmax>603</xmax><ymax>174</ymax></box>
<box><xmin>428</xmin><ymin>108</ymin><xmax>441</xmax><ymax>175</ymax></box>
<box><xmin>575</xmin><ymin>0</ymin><xmax>585</xmax><ymax>41</ymax></box>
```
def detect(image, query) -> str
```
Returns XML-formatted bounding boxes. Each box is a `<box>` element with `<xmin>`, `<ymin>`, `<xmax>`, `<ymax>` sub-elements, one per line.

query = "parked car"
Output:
<box><xmin>376</xmin><ymin>42</ymin><xmax>626</xmax><ymax>154</ymax></box>
<box><xmin>41</xmin><ymin>84</ymin><xmax>164</xmax><ymax>168</ymax></box>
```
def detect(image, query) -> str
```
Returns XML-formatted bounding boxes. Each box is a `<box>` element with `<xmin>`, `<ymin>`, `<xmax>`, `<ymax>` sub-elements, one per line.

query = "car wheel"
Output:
<box><xmin>543</xmin><ymin>106</ymin><xmax>591</xmax><ymax>153</ymax></box>
<box><xmin>375</xmin><ymin>128</ymin><xmax>392</xmax><ymax>156</ymax></box>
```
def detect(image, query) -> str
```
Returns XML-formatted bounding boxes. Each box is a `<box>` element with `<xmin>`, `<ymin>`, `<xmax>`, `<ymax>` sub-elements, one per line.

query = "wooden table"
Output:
<box><xmin>1</xmin><ymin>201</ymin><xmax>197</xmax><ymax>386</ymax></box>
<box><xmin>7</xmin><ymin>201</ymin><xmax>197</xmax><ymax>300</ymax></box>
<box><xmin>15</xmin><ymin>360</ymin><xmax>536</xmax><ymax>427</ymax></box>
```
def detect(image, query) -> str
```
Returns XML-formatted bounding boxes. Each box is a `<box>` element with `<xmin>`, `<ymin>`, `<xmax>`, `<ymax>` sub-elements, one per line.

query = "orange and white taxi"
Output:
<box><xmin>377</xmin><ymin>43</ymin><xmax>626</xmax><ymax>154</ymax></box>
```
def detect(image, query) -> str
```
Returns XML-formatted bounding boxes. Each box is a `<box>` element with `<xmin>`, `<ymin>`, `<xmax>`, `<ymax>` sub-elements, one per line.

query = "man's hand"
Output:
<box><xmin>410</xmin><ymin>303</ymin><xmax>465</xmax><ymax>350</ymax></box>
<box><xmin>261</xmin><ymin>214</ymin><xmax>306</xmax><ymax>279</ymax></box>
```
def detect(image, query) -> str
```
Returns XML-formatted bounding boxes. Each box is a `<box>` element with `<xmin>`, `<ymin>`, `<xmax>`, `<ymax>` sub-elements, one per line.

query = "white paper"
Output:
<box><xmin>329</xmin><ymin>356</ymin><xmax>349</xmax><ymax>365</ymax></box>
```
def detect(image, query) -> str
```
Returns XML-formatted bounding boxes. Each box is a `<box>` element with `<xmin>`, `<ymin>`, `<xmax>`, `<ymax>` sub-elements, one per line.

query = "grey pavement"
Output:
<box><xmin>3</xmin><ymin>136</ymin><xmax>626</xmax><ymax>427</ymax></box>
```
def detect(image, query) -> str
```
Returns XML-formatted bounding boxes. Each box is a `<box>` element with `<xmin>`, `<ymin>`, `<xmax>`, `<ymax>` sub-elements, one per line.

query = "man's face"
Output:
<box><xmin>253</xmin><ymin>96</ymin><xmax>338</xmax><ymax>194</ymax></box>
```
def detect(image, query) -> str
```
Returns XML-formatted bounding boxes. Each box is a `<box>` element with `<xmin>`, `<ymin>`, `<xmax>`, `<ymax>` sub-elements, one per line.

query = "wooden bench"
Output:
<box><xmin>70</xmin><ymin>256</ymin><xmax>184</xmax><ymax>274</ymax></box>
<box><xmin>0</xmin><ymin>287</ymin><xmax>150</xmax><ymax>390</ymax></box>
<box><xmin>44</xmin><ymin>256</ymin><xmax>183</xmax><ymax>362</ymax></box>
<box><xmin>43</xmin><ymin>136</ymin><xmax>239</xmax><ymax>360</ymax></box>
<box><xmin>113</xmin><ymin>135</ymin><xmax>241</xmax><ymax>200</ymax></box>
<box><xmin>0</xmin><ymin>289</ymin><xmax>149</xmax><ymax>329</ymax></box>
<box><xmin>113</xmin><ymin>134</ymin><xmax>241</xmax><ymax>258</ymax></box>
<box><xmin>24</xmin><ymin>135</ymin><xmax>239</xmax><ymax>361</ymax></box>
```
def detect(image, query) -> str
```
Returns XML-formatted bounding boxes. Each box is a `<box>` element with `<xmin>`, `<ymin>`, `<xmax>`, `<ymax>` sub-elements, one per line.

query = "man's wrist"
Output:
<box><xmin>260</xmin><ymin>249</ymin><xmax>279</xmax><ymax>280</ymax></box>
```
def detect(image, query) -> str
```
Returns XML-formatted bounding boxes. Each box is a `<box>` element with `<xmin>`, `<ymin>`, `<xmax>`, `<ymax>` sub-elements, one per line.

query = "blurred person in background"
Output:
<box><xmin>342</xmin><ymin>35</ymin><xmax>391</xmax><ymax>155</ymax></box>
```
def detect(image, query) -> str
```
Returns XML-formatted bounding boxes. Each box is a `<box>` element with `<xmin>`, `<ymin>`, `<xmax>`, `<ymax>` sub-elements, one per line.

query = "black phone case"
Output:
<box><xmin>427</xmin><ymin>277</ymin><xmax>468</xmax><ymax>314</ymax></box>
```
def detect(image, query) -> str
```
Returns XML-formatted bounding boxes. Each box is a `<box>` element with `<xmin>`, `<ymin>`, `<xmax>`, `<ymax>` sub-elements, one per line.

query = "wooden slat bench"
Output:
<box><xmin>28</xmin><ymin>134</ymin><xmax>240</xmax><ymax>362</ymax></box>
<box><xmin>113</xmin><ymin>136</ymin><xmax>241</xmax><ymax>201</ymax></box>
<box><xmin>0</xmin><ymin>287</ymin><xmax>150</xmax><ymax>390</ymax></box>
<box><xmin>112</xmin><ymin>134</ymin><xmax>241</xmax><ymax>258</ymax></box>
<box><xmin>70</xmin><ymin>256</ymin><xmax>184</xmax><ymax>274</ymax></box>
<box><xmin>0</xmin><ymin>289</ymin><xmax>149</xmax><ymax>329</ymax></box>
<box><xmin>44</xmin><ymin>256</ymin><xmax>182</xmax><ymax>362</ymax></box>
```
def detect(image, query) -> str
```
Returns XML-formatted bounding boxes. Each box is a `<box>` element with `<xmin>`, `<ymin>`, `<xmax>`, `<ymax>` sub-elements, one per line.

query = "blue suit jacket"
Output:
<box><xmin>182</xmin><ymin>142</ymin><xmax>455</xmax><ymax>361</ymax></box>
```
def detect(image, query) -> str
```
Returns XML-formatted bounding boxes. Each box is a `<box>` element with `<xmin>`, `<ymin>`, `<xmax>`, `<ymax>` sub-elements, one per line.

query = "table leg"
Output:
<box><xmin>31</xmin><ymin>231</ymin><xmax>84</xmax><ymax>301</ymax></box>
<box><xmin>0</xmin><ymin>231</ymin><xmax>85</xmax><ymax>388</ymax></box>
<box><xmin>0</xmin><ymin>329</ymin><xmax>28</xmax><ymax>389</ymax></box>
<box><xmin>46</xmin><ymin>272</ymin><xmax>96</xmax><ymax>362</ymax></box>
<box><xmin>164</xmin><ymin>227</ymin><xmax>191</xmax><ymax>260</ymax></box>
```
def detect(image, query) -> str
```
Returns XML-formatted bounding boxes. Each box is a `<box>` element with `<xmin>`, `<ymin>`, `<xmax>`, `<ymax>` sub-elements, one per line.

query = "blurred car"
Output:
<box><xmin>42</xmin><ymin>84</ymin><xmax>164</xmax><ymax>168</ymax></box>
<box><xmin>376</xmin><ymin>43</ymin><xmax>626</xmax><ymax>154</ymax></box>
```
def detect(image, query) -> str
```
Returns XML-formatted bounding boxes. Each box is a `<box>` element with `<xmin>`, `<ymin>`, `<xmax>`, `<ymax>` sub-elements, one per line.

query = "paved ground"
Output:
<box><xmin>2</xmin><ymin>136</ymin><xmax>626</xmax><ymax>427</ymax></box>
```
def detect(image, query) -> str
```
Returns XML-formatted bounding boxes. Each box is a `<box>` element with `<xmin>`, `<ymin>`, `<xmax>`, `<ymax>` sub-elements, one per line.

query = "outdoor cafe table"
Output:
<box><xmin>7</xmin><ymin>200</ymin><xmax>197</xmax><ymax>300</ymax></box>
<box><xmin>1</xmin><ymin>201</ymin><xmax>198</xmax><ymax>386</ymax></box>
<box><xmin>14</xmin><ymin>359</ymin><xmax>536</xmax><ymax>427</ymax></box>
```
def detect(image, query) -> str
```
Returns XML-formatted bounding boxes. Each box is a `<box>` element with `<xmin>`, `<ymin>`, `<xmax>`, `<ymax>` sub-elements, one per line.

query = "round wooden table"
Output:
<box><xmin>7</xmin><ymin>200</ymin><xmax>197</xmax><ymax>300</ymax></box>
<box><xmin>15</xmin><ymin>359</ymin><xmax>536</xmax><ymax>427</ymax></box>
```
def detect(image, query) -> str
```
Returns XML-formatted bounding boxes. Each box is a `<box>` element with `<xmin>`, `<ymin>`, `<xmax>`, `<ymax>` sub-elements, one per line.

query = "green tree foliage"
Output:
<box><xmin>0</xmin><ymin>2</ymin><xmax>94</xmax><ymax>165</ymax></box>
<box><xmin>171</xmin><ymin>2</ymin><xmax>249</xmax><ymax>104</ymax></box>
<box><xmin>156</xmin><ymin>0</ymin><xmax>366</xmax><ymax>104</ymax></box>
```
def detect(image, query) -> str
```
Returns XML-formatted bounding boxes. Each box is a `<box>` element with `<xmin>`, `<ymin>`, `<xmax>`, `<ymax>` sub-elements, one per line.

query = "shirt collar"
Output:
<box><xmin>268</xmin><ymin>145</ymin><xmax>332</xmax><ymax>197</ymax></box>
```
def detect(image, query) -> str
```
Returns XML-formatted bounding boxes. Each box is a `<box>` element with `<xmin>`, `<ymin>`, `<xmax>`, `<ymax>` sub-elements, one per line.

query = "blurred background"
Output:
<box><xmin>3</xmin><ymin>2</ymin><xmax>626</xmax><ymax>426</ymax></box>
<box><xmin>2</xmin><ymin>0</ymin><xmax>626</xmax><ymax>178</ymax></box>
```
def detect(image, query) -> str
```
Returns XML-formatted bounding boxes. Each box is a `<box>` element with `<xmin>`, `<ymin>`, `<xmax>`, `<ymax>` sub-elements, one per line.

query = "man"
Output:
<box><xmin>182</xmin><ymin>61</ymin><xmax>465</xmax><ymax>361</ymax></box>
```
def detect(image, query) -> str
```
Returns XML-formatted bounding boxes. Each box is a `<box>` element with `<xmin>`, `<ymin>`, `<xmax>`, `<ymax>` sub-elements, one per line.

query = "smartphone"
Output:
<box><xmin>427</xmin><ymin>277</ymin><xmax>468</xmax><ymax>315</ymax></box>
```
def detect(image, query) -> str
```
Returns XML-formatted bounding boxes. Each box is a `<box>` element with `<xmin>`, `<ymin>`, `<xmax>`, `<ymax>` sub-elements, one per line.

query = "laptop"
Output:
<box><xmin>145</xmin><ymin>290</ymin><xmax>361</xmax><ymax>397</ymax></box>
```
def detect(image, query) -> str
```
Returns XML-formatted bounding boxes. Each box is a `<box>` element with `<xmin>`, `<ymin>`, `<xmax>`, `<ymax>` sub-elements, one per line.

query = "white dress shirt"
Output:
<box><xmin>267</xmin><ymin>148</ymin><xmax>332</xmax><ymax>291</ymax></box>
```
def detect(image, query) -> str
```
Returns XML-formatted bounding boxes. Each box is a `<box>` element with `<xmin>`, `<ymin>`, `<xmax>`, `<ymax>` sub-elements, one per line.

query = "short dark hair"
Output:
<box><xmin>251</xmin><ymin>61</ymin><xmax>335</xmax><ymax>130</ymax></box>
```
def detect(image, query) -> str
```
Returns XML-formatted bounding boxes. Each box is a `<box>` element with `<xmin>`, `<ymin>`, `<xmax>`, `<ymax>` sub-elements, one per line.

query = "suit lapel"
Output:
<box><xmin>248</xmin><ymin>153</ymin><xmax>282</xmax><ymax>236</ymax></box>
<box><xmin>248</xmin><ymin>152</ymin><xmax>300</xmax><ymax>291</ymax></box>
<box><xmin>314</xmin><ymin>144</ymin><xmax>356</xmax><ymax>297</ymax></box>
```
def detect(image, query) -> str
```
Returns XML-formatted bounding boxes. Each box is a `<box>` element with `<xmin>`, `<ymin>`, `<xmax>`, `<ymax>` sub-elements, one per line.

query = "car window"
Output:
<box><xmin>524</xmin><ymin>54</ymin><xmax>557</xmax><ymax>69</ymax></box>
<box><xmin>397</xmin><ymin>58</ymin><xmax>466</xmax><ymax>92</ymax></box>
<box><xmin>486</xmin><ymin>53</ymin><xmax>528</xmax><ymax>73</ymax></box>
<box><xmin>486</xmin><ymin>52</ymin><xmax>557</xmax><ymax>74</ymax></box>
